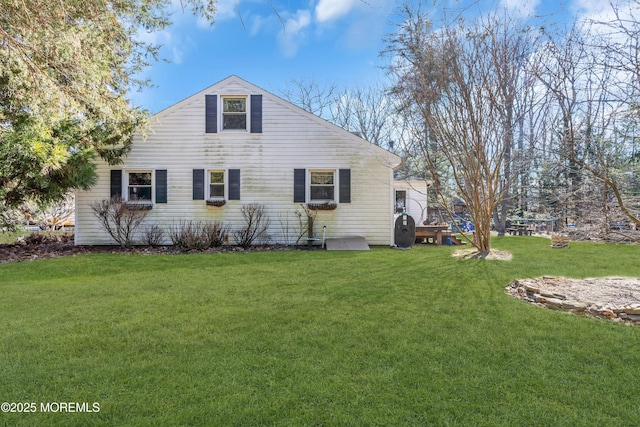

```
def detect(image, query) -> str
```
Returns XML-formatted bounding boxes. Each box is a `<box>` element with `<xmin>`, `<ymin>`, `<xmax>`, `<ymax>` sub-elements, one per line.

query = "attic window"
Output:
<box><xmin>222</xmin><ymin>97</ymin><xmax>247</xmax><ymax>130</ymax></box>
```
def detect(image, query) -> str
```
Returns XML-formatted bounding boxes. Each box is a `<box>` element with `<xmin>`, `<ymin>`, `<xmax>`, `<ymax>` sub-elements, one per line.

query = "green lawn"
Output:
<box><xmin>0</xmin><ymin>230</ymin><xmax>25</xmax><ymax>244</ymax></box>
<box><xmin>1</xmin><ymin>237</ymin><xmax>639</xmax><ymax>426</ymax></box>
<box><xmin>0</xmin><ymin>230</ymin><xmax>73</xmax><ymax>244</ymax></box>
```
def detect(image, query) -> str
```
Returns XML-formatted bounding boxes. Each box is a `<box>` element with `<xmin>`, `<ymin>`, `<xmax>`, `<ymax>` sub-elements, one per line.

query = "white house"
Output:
<box><xmin>394</xmin><ymin>178</ymin><xmax>429</xmax><ymax>226</ymax></box>
<box><xmin>75</xmin><ymin>76</ymin><xmax>402</xmax><ymax>246</ymax></box>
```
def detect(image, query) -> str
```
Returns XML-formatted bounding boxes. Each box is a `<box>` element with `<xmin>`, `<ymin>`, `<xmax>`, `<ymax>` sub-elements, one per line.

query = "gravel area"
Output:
<box><xmin>506</xmin><ymin>276</ymin><xmax>640</xmax><ymax>325</ymax></box>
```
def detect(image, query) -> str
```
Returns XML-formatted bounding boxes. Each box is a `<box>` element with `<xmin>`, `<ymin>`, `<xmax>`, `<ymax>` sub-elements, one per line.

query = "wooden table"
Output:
<box><xmin>415</xmin><ymin>225</ymin><xmax>452</xmax><ymax>245</ymax></box>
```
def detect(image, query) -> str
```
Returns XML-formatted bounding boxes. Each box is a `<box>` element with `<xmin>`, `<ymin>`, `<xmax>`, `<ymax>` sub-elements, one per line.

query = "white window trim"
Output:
<box><xmin>220</xmin><ymin>95</ymin><xmax>250</xmax><ymax>132</ymax></box>
<box><xmin>124</xmin><ymin>170</ymin><xmax>154</xmax><ymax>204</ymax></box>
<box><xmin>395</xmin><ymin>190</ymin><xmax>407</xmax><ymax>213</ymax></box>
<box><xmin>207</xmin><ymin>169</ymin><xmax>227</xmax><ymax>200</ymax></box>
<box><xmin>308</xmin><ymin>169</ymin><xmax>337</xmax><ymax>203</ymax></box>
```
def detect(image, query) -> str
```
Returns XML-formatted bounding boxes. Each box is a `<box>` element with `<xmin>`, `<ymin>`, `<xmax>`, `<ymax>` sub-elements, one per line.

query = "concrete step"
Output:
<box><xmin>325</xmin><ymin>236</ymin><xmax>370</xmax><ymax>251</ymax></box>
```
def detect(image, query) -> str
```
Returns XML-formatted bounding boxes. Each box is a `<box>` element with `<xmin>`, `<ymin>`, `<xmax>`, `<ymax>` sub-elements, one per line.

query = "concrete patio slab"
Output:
<box><xmin>325</xmin><ymin>236</ymin><xmax>370</xmax><ymax>251</ymax></box>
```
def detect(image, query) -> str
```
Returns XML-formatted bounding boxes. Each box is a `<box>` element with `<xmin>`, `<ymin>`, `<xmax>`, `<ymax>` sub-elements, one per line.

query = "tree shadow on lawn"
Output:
<box><xmin>452</xmin><ymin>249</ymin><xmax>513</xmax><ymax>261</ymax></box>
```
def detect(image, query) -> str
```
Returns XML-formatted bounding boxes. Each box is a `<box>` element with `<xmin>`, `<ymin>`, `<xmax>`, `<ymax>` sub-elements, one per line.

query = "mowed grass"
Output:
<box><xmin>0</xmin><ymin>230</ymin><xmax>26</xmax><ymax>244</ymax></box>
<box><xmin>1</xmin><ymin>237</ymin><xmax>640</xmax><ymax>426</ymax></box>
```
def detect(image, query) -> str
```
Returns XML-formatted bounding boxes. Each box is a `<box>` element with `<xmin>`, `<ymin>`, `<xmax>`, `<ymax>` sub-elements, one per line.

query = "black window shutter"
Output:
<box><xmin>250</xmin><ymin>94</ymin><xmax>262</xmax><ymax>133</ymax></box>
<box><xmin>228</xmin><ymin>169</ymin><xmax>241</xmax><ymax>200</ymax></box>
<box><xmin>193</xmin><ymin>169</ymin><xmax>205</xmax><ymax>200</ymax></box>
<box><xmin>339</xmin><ymin>169</ymin><xmax>351</xmax><ymax>203</ymax></box>
<box><xmin>110</xmin><ymin>170</ymin><xmax>122</xmax><ymax>199</ymax></box>
<box><xmin>205</xmin><ymin>95</ymin><xmax>217</xmax><ymax>133</ymax></box>
<box><xmin>294</xmin><ymin>169</ymin><xmax>306</xmax><ymax>203</ymax></box>
<box><xmin>155</xmin><ymin>170</ymin><xmax>167</xmax><ymax>203</ymax></box>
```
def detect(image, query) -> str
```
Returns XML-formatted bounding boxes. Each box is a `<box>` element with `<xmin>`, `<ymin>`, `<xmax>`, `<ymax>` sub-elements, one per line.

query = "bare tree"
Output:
<box><xmin>583</xmin><ymin>2</ymin><xmax>640</xmax><ymax>235</ymax></box>
<box><xmin>280</xmin><ymin>76</ymin><xmax>337</xmax><ymax>120</ymax></box>
<box><xmin>331</xmin><ymin>85</ymin><xmax>400</xmax><ymax>150</ymax></box>
<box><xmin>534</xmin><ymin>14</ymin><xmax>640</xmax><ymax>239</ymax></box>
<box><xmin>39</xmin><ymin>193</ymin><xmax>75</xmax><ymax>231</ymax></box>
<box><xmin>387</xmin><ymin>5</ymin><xmax>535</xmax><ymax>254</ymax></box>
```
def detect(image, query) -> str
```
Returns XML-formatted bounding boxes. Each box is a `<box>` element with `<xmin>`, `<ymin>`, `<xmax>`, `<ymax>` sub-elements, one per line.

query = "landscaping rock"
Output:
<box><xmin>620</xmin><ymin>314</ymin><xmax>640</xmax><ymax>322</ymax></box>
<box><xmin>506</xmin><ymin>276</ymin><xmax>640</xmax><ymax>325</ymax></box>
<box><xmin>621</xmin><ymin>304</ymin><xmax>640</xmax><ymax>315</ymax></box>
<box><xmin>562</xmin><ymin>300</ymin><xmax>587</xmax><ymax>312</ymax></box>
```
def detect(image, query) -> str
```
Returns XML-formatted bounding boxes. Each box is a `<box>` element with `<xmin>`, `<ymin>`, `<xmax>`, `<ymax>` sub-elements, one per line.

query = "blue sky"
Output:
<box><xmin>134</xmin><ymin>0</ymin><xmax>397</xmax><ymax>113</ymax></box>
<box><xmin>132</xmin><ymin>0</ymin><xmax>622</xmax><ymax>114</ymax></box>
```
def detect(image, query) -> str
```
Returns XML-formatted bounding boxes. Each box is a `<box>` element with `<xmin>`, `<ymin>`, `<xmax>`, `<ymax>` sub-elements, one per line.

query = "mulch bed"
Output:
<box><xmin>0</xmin><ymin>233</ymin><xmax>305</xmax><ymax>264</ymax></box>
<box><xmin>0</xmin><ymin>234</ymin><xmax>133</xmax><ymax>263</ymax></box>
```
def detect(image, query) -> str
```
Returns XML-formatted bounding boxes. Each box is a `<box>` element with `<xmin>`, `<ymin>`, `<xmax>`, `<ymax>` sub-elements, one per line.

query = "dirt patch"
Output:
<box><xmin>452</xmin><ymin>249</ymin><xmax>513</xmax><ymax>261</ymax></box>
<box><xmin>506</xmin><ymin>276</ymin><xmax>640</xmax><ymax>325</ymax></box>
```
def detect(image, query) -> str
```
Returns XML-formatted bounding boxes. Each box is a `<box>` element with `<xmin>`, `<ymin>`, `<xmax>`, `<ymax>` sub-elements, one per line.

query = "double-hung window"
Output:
<box><xmin>209</xmin><ymin>171</ymin><xmax>225</xmax><ymax>199</ymax></box>
<box><xmin>294</xmin><ymin>169</ymin><xmax>350</xmax><ymax>205</ymax></box>
<box><xmin>222</xmin><ymin>97</ymin><xmax>247</xmax><ymax>130</ymax></box>
<box><xmin>193</xmin><ymin>169</ymin><xmax>240</xmax><ymax>203</ymax></box>
<box><xmin>205</xmin><ymin>94</ymin><xmax>261</xmax><ymax>134</ymax></box>
<box><xmin>127</xmin><ymin>171</ymin><xmax>152</xmax><ymax>202</ymax></box>
<box><xmin>110</xmin><ymin>169</ymin><xmax>166</xmax><ymax>206</ymax></box>
<box><xmin>310</xmin><ymin>171</ymin><xmax>335</xmax><ymax>201</ymax></box>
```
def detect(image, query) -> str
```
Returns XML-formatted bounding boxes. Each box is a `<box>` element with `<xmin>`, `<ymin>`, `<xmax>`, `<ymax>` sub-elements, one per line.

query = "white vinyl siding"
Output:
<box><xmin>75</xmin><ymin>76</ymin><xmax>400</xmax><ymax>246</ymax></box>
<box><xmin>394</xmin><ymin>179</ymin><xmax>428</xmax><ymax>227</ymax></box>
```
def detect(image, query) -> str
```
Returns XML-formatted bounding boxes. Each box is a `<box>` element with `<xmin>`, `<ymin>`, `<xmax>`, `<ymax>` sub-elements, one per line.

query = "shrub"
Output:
<box><xmin>90</xmin><ymin>196</ymin><xmax>149</xmax><ymax>248</ymax></box>
<box><xmin>0</xmin><ymin>201</ymin><xmax>23</xmax><ymax>232</ymax></box>
<box><xmin>234</xmin><ymin>203</ymin><xmax>271</xmax><ymax>248</ymax></box>
<box><xmin>169</xmin><ymin>220</ymin><xmax>229</xmax><ymax>250</ymax></box>
<box><xmin>21</xmin><ymin>232</ymin><xmax>73</xmax><ymax>245</ymax></box>
<box><xmin>143</xmin><ymin>225</ymin><xmax>165</xmax><ymax>247</ymax></box>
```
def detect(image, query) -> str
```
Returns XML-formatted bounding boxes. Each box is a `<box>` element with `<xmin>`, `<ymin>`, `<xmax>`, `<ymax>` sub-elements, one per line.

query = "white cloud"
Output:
<box><xmin>277</xmin><ymin>9</ymin><xmax>312</xmax><ymax>57</ymax></box>
<box><xmin>249</xmin><ymin>14</ymin><xmax>270</xmax><ymax>36</ymax></box>
<box><xmin>500</xmin><ymin>0</ymin><xmax>541</xmax><ymax>17</ymax></box>
<box><xmin>315</xmin><ymin>0</ymin><xmax>360</xmax><ymax>23</ymax></box>
<box><xmin>571</xmin><ymin>0</ymin><xmax>614</xmax><ymax>17</ymax></box>
<box><xmin>572</xmin><ymin>0</ymin><xmax>636</xmax><ymax>45</ymax></box>
<box><xmin>135</xmin><ymin>23</ymin><xmax>192</xmax><ymax>65</ymax></box>
<box><xmin>196</xmin><ymin>15</ymin><xmax>213</xmax><ymax>29</ymax></box>
<box><xmin>213</xmin><ymin>0</ymin><xmax>240</xmax><ymax>21</ymax></box>
<box><xmin>171</xmin><ymin>46</ymin><xmax>184</xmax><ymax>64</ymax></box>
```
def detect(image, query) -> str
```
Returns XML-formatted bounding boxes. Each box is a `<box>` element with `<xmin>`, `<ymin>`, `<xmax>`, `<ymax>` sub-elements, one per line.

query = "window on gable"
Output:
<box><xmin>310</xmin><ymin>171</ymin><xmax>335</xmax><ymax>201</ymax></box>
<box><xmin>222</xmin><ymin>97</ymin><xmax>247</xmax><ymax>130</ymax></box>
<box><xmin>127</xmin><ymin>171</ymin><xmax>152</xmax><ymax>202</ymax></box>
<box><xmin>209</xmin><ymin>171</ymin><xmax>225</xmax><ymax>199</ymax></box>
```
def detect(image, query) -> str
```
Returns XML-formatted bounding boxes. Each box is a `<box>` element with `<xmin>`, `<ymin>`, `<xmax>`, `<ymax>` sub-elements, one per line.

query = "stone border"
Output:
<box><xmin>506</xmin><ymin>277</ymin><xmax>640</xmax><ymax>325</ymax></box>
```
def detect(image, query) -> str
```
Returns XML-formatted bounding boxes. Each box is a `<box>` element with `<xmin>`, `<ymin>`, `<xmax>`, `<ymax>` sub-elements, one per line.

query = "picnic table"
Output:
<box><xmin>415</xmin><ymin>225</ymin><xmax>452</xmax><ymax>245</ymax></box>
<box><xmin>506</xmin><ymin>224</ymin><xmax>533</xmax><ymax>236</ymax></box>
